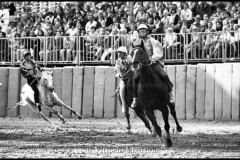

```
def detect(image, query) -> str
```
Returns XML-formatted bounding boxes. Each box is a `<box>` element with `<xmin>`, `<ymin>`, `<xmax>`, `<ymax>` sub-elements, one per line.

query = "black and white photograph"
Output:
<box><xmin>0</xmin><ymin>1</ymin><xmax>239</xmax><ymax>158</ymax></box>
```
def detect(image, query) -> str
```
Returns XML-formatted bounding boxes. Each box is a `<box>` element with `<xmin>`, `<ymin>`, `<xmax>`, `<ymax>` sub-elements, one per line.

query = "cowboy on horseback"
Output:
<box><xmin>20</xmin><ymin>51</ymin><xmax>42</xmax><ymax>111</ymax></box>
<box><xmin>114</xmin><ymin>46</ymin><xmax>133</xmax><ymax>113</ymax></box>
<box><xmin>131</xmin><ymin>23</ymin><xmax>175</xmax><ymax>109</ymax></box>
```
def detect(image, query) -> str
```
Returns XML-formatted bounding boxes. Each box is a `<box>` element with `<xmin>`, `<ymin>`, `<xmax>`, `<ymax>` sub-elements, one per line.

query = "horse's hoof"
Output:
<box><xmin>177</xmin><ymin>126</ymin><xmax>182</xmax><ymax>132</ymax></box>
<box><xmin>151</xmin><ymin>133</ymin><xmax>157</xmax><ymax>137</ymax></box>
<box><xmin>127</xmin><ymin>131</ymin><xmax>133</xmax><ymax>135</ymax></box>
<box><xmin>78</xmin><ymin>116</ymin><xmax>83</xmax><ymax>120</ymax></box>
<box><xmin>126</xmin><ymin>125</ymin><xmax>131</xmax><ymax>130</ymax></box>
<box><xmin>55</xmin><ymin>127</ymin><xmax>62</xmax><ymax>131</ymax></box>
<box><xmin>62</xmin><ymin>120</ymin><xmax>67</xmax><ymax>124</ymax></box>
<box><xmin>166</xmin><ymin>138</ymin><xmax>173</xmax><ymax>147</ymax></box>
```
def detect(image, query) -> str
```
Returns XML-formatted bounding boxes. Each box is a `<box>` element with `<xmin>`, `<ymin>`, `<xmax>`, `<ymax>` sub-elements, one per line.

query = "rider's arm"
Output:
<box><xmin>20</xmin><ymin>62</ymin><xmax>34</xmax><ymax>79</ymax></box>
<box><xmin>114</xmin><ymin>59</ymin><xmax>122</xmax><ymax>78</ymax></box>
<box><xmin>151</xmin><ymin>38</ymin><xmax>163</xmax><ymax>61</ymax></box>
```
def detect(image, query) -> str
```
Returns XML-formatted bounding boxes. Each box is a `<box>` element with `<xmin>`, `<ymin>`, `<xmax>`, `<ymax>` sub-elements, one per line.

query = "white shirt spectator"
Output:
<box><xmin>85</xmin><ymin>20</ymin><xmax>97</xmax><ymax>34</ymax></box>
<box><xmin>0</xmin><ymin>7</ymin><xmax>10</xmax><ymax>33</ymax></box>
<box><xmin>180</xmin><ymin>8</ymin><xmax>192</xmax><ymax>21</ymax></box>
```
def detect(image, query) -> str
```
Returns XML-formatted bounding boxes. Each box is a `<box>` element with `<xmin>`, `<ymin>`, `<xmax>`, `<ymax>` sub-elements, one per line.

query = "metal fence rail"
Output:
<box><xmin>1</xmin><ymin>31</ymin><xmax>240</xmax><ymax>66</ymax></box>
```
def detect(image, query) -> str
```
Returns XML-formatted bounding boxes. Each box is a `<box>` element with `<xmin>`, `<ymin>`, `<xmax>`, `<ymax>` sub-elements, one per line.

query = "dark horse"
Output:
<box><xmin>117</xmin><ymin>41</ymin><xmax>182</xmax><ymax>147</ymax></box>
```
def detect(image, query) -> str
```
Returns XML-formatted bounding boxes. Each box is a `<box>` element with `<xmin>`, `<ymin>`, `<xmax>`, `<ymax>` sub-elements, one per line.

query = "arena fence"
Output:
<box><xmin>1</xmin><ymin>31</ymin><xmax>240</xmax><ymax>66</ymax></box>
<box><xmin>0</xmin><ymin>63</ymin><xmax>239</xmax><ymax>121</ymax></box>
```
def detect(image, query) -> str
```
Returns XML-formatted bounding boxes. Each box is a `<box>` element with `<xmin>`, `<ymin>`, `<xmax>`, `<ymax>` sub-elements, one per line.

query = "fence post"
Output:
<box><xmin>11</xmin><ymin>37</ymin><xmax>15</xmax><ymax>67</ymax></box>
<box><xmin>76</xmin><ymin>36</ymin><xmax>80</xmax><ymax>66</ymax></box>
<box><xmin>183</xmin><ymin>33</ymin><xmax>188</xmax><ymax>64</ymax></box>
<box><xmin>43</xmin><ymin>37</ymin><xmax>47</xmax><ymax>67</ymax></box>
<box><xmin>222</xmin><ymin>34</ymin><xmax>226</xmax><ymax>63</ymax></box>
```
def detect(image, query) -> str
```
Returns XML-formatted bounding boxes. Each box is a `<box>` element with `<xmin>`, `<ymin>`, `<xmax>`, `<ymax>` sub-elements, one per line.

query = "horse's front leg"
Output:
<box><xmin>52</xmin><ymin>92</ymin><xmax>83</xmax><ymax>119</ymax></box>
<box><xmin>168</xmin><ymin>102</ymin><xmax>182</xmax><ymax>132</ymax></box>
<box><xmin>124</xmin><ymin>106</ymin><xmax>131</xmax><ymax>131</ymax></box>
<box><xmin>46</xmin><ymin>106</ymin><xmax>67</xmax><ymax>124</ymax></box>
<box><xmin>29</xmin><ymin>103</ymin><xmax>61</xmax><ymax>131</ymax></box>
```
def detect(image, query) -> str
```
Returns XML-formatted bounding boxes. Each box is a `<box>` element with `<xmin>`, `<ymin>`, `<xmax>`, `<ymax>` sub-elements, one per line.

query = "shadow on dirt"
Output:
<box><xmin>0</xmin><ymin>126</ymin><xmax>239</xmax><ymax>152</ymax></box>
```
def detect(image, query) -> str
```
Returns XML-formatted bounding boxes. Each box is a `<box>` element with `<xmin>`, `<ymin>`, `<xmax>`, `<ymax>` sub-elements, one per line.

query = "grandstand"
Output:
<box><xmin>0</xmin><ymin>1</ymin><xmax>240</xmax><ymax>67</ymax></box>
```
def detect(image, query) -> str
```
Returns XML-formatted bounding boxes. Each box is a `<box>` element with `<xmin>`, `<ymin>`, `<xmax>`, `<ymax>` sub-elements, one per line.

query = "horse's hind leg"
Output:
<box><xmin>144</xmin><ymin>108</ymin><xmax>164</xmax><ymax>145</ymax></box>
<box><xmin>134</xmin><ymin>108</ymin><xmax>152</xmax><ymax>133</ymax></box>
<box><xmin>161</xmin><ymin>107</ymin><xmax>172</xmax><ymax>147</ymax></box>
<box><xmin>28</xmin><ymin>104</ymin><xmax>60</xmax><ymax>130</ymax></box>
<box><xmin>168</xmin><ymin>102</ymin><xmax>182</xmax><ymax>132</ymax></box>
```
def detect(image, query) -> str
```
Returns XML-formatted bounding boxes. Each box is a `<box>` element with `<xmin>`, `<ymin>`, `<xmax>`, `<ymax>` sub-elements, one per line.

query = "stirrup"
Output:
<box><xmin>169</xmin><ymin>91</ymin><xmax>175</xmax><ymax>103</ymax></box>
<box><xmin>131</xmin><ymin>98</ymin><xmax>139</xmax><ymax>109</ymax></box>
<box><xmin>36</xmin><ymin>103</ymin><xmax>41</xmax><ymax>112</ymax></box>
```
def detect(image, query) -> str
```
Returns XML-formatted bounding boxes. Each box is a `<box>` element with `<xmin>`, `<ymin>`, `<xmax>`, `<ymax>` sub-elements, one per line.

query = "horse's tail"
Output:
<box><xmin>111</xmin><ymin>84</ymin><xmax>120</xmax><ymax>97</ymax></box>
<box><xmin>7</xmin><ymin>101</ymin><xmax>26</xmax><ymax>111</ymax></box>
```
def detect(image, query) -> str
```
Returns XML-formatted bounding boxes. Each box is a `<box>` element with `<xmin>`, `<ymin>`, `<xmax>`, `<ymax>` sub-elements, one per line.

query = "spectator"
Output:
<box><xmin>216</xmin><ymin>21</ymin><xmax>223</xmax><ymax>31</ymax></box>
<box><xmin>185</xmin><ymin>25</ymin><xmax>203</xmax><ymax>59</ymax></box>
<box><xmin>228</xmin><ymin>18</ymin><xmax>235</xmax><ymax>31</ymax></box>
<box><xmin>111</xmin><ymin>16</ymin><xmax>121</xmax><ymax>31</ymax></box>
<box><xmin>128</xmin><ymin>23</ymin><xmax>138</xmax><ymax>43</ymax></box>
<box><xmin>222</xmin><ymin>11</ymin><xmax>232</xmax><ymax>26</ymax></box>
<box><xmin>180</xmin><ymin>2</ymin><xmax>193</xmax><ymax>27</ymax></box>
<box><xmin>66</xmin><ymin>22</ymin><xmax>77</xmax><ymax>41</ymax></box>
<box><xmin>200</xmin><ymin>13</ymin><xmax>209</xmax><ymax>26</ymax></box>
<box><xmin>230</xmin><ymin>5</ymin><xmax>237</xmax><ymax>18</ymax></box>
<box><xmin>161</xmin><ymin>9</ymin><xmax>171</xmax><ymax>33</ymax></box>
<box><xmin>169</xmin><ymin>8</ymin><xmax>181</xmax><ymax>33</ymax></box>
<box><xmin>0</xmin><ymin>31</ymin><xmax>10</xmax><ymax>61</ymax></box>
<box><xmin>8</xmin><ymin>2</ymin><xmax>16</xmax><ymax>16</ymax></box>
<box><xmin>36</xmin><ymin>30</ymin><xmax>45</xmax><ymax>61</ymax></box>
<box><xmin>64</xmin><ymin>17</ymin><xmax>74</xmax><ymax>32</ymax></box>
<box><xmin>78</xmin><ymin>13</ymin><xmax>88</xmax><ymax>28</ymax></box>
<box><xmin>202</xmin><ymin>29</ymin><xmax>218</xmax><ymax>58</ymax></box>
<box><xmin>212</xmin><ymin>25</ymin><xmax>233</xmax><ymax>58</ymax></box>
<box><xmin>162</xmin><ymin>27</ymin><xmax>178</xmax><ymax>59</ymax></box>
<box><xmin>233</xmin><ymin>24</ymin><xmax>240</xmax><ymax>57</ymax></box>
<box><xmin>135</xmin><ymin>7</ymin><xmax>146</xmax><ymax>22</ymax></box>
<box><xmin>0</xmin><ymin>3</ymin><xmax>10</xmax><ymax>33</ymax></box>
<box><xmin>147</xmin><ymin>17</ymin><xmax>156</xmax><ymax>32</ymax></box>
<box><xmin>103</xmin><ymin>10</ymin><xmax>113</xmax><ymax>28</ymax></box>
<box><xmin>60</xmin><ymin>33</ymin><xmax>74</xmax><ymax>61</ymax></box>
<box><xmin>54</xmin><ymin>30</ymin><xmax>64</xmax><ymax>61</ymax></box>
<box><xmin>95</xmin><ymin>27</ymin><xmax>112</xmax><ymax>61</ymax></box>
<box><xmin>212</xmin><ymin>5</ymin><xmax>225</xmax><ymax>20</ymax></box>
<box><xmin>189</xmin><ymin>16</ymin><xmax>201</xmax><ymax>32</ymax></box>
<box><xmin>200</xmin><ymin>18</ymin><xmax>209</xmax><ymax>32</ymax></box>
<box><xmin>5</xmin><ymin>27</ymin><xmax>14</xmax><ymax>38</ymax></box>
<box><xmin>120</xmin><ymin>17</ymin><xmax>130</xmax><ymax>32</ymax></box>
<box><xmin>205</xmin><ymin>21</ymin><xmax>213</xmax><ymax>33</ymax></box>
<box><xmin>152</xmin><ymin>16</ymin><xmax>164</xmax><ymax>34</ymax></box>
<box><xmin>85</xmin><ymin>13</ymin><xmax>97</xmax><ymax>34</ymax></box>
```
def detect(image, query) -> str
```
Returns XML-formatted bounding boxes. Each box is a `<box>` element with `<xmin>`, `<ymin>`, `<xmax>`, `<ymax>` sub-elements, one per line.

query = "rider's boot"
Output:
<box><xmin>36</xmin><ymin>103</ymin><xmax>42</xmax><ymax>112</ymax></box>
<box><xmin>169</xmin><ymin>88</ymin><xmax>175</xmax><ymax>103</ymax></box>
<box><xmin>131</xmin><ymin>98</ymin><xmax>139</xmax><ymax>109</ymax></box>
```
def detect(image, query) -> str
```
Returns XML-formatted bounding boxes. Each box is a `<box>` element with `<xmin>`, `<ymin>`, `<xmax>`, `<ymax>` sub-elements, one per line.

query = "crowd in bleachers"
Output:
<box><xmin>1</xmin><ymin>1</ymin><xmax>240</xmax><ymax>63</ymax></box>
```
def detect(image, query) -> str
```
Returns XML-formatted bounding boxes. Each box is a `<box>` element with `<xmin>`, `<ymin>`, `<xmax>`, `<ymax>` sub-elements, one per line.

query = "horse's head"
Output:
<box><xmin>130</xmin><ymin>39</ymin><xmax>150</xmax><ymax>71</ymax></box>
<box><xmin>40</xmin><ymin>69</ymin><xmax>54</xmax><ymax>92</ymax></box>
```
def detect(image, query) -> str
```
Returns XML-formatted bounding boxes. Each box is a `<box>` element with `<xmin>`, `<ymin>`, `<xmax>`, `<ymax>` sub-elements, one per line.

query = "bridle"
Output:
<box><xmin>131</xmin><ymin>47</ymin><xmax>152</xmax><ymax>69</ymax></box>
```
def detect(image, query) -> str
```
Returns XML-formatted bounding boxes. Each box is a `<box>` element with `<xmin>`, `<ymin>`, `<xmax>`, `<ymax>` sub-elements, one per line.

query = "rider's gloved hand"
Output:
<box><xmin>33</xmin><ymin>75</ymin><xmax>41</xmax><ymax>80</ymax></box>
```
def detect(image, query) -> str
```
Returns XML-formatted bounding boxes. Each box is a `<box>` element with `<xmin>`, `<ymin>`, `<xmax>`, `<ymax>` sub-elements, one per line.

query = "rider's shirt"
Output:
<box><xmin>139</xmin><ymin>35</ymin><xmax>163</xmax><ymax>61</ymax></box>
<box><xmin>114</xmin><ymin>55</ymin><xmax>132</xmax><ymax>80</ymax></box>
<box><xmin>20</xmin><ymin>59</ymin><xmax>40</xmax><ymax>79</ymax></box>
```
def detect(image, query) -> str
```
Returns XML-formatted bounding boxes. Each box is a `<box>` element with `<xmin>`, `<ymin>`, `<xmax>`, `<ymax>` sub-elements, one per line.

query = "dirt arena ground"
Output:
<box><xmin>0</xmin><ymin>117</ymin><xmax>239</xmax><ymax>158</ymax></box>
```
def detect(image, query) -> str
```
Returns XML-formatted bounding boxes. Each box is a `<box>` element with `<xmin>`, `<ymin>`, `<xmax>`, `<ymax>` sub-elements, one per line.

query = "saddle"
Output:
<box><xmin>151</xmin><ymin>59</ymin><xmax>165</xmax><ymax>68</ymax></box>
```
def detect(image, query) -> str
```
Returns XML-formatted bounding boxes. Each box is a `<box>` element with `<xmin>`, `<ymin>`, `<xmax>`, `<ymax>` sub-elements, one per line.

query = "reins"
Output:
<box><xmin>29</xmin><ymin>73</ymin><xmax>42</xmax><ymax>86</ymax></box>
